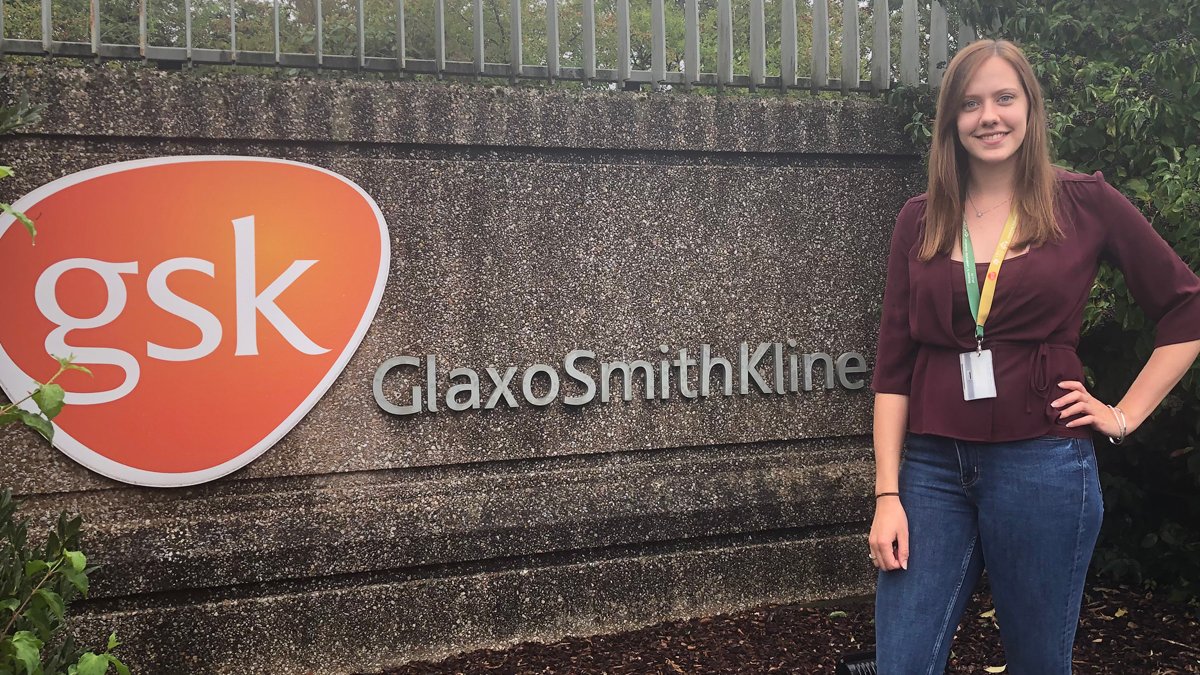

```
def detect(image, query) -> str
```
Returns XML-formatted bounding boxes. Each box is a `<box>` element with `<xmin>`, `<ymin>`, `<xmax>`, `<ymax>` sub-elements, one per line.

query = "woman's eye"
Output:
<box><xmin>963</xmin><ymin>100</ymin><xmax>979</xmax><ymax>110</ymax></box>
<box><xmin>998</xmin><ymin>94</ymin><xmax>1015</xmax><ymax>103</ymax></box>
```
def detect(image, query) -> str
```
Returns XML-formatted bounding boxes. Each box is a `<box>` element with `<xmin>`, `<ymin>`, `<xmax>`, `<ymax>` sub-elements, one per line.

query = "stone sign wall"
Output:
<box><xmin>0</xmin><ymin>63</ymin><xmax>922</xmax><ymax>674</ymax></box>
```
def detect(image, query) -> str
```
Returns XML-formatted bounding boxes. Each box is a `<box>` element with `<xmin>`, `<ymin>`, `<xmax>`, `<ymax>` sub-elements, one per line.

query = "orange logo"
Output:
<box><xmin>0</xmin><ymin>157</ymin><xmax>389</xmax><ymax>486</ymax></box>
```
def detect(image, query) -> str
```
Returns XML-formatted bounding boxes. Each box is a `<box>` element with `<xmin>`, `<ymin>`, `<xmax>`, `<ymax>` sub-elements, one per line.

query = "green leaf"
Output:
<box><xmin>108</xmin><ymin>656</ymin><xmax>130</xmax><ymax>675</ymax></box>
<box><xmin>11</xmin><ymin>630</ymin><xmax>44</xmax><ymax>674</ymax></box>
<box><xmin>75</xmin><ymin>652</ymin><xmax>109</xmax><ymax>675</ymax></box>
<box><xmin>31</xmin><ymin>384</ymin><xmax>64</xmax><ymax>420</ymax></box>
<box><xmin>1125</xmin><ymin>178</ymin><xmax>1149</xmax><ymax>196</ymax></box>
<box><xmin>0</xmin><ymin>202</ymin><xmax>36</xmax><ymax>238</ymax></box>
<box><xmin>0</xmin><ymin>410</ymin><xmax>20</xmax><ymax>425</ymax></box>
<box><xmin>106</xmin><ymin>633</ymin><xmax>119</xmax><ymax>651</ymax></box>
<box><xmin>34</xmin><ymin>588</ymin><xmax>64</xmax><ymax>621</ymax></box>
<box><xmin>64</xmin><ymin>550</ymin><xmax>86</xmax><ymax>572</ymax></box>
<box><xmin>0</xmin><ymin>597</ymin><xmax>19</xmax><ymax>612</ymax></box>
<box><xmin>62</xmin><ymin>566</ymin><xmax>89</xmax><ymax>596</ymax></box>
<box><xmin>0</xmin><ymin>166</ymin><xmax>13</xmax><ymax>179</ymax></box>
<box><xmin>26</xmin><ymin>603</ymin><xmax>52</xmax><ymax>639</ymax></box>
<box><xmin>18</xmin><ymin>410</ymin><xmax>53</xmax><ymax>441</ymax></box>
<box><xmin>55</xmin><ymin>355</ymin><xmax>92</xmax><ymax>376</ymax></box>
<box><xmin>24</xmin><ymin>559</ymin><xmax>49</xmax><ymax>576</ymax></box>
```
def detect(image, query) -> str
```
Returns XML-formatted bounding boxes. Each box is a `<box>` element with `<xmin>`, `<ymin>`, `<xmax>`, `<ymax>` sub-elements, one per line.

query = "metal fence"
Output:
<box><xmin>0</xmin><ymin>0</ymin><xmax>975</xmax><ymax>91</ymax></box>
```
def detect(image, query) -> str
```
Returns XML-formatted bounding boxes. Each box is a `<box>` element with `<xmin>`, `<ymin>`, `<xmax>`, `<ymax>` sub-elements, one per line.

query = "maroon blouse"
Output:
<box><xmin>871</xmin><ymin>170</ymin><xmax>1200</xmax><ymax>442</ymax></box>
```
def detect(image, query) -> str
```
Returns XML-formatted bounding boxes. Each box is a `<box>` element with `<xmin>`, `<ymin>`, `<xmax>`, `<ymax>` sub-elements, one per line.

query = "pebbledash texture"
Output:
<box><xmin>0</xmin><ymin>63</ymin><xmax>922</xmax><ymax>674</ymax></box>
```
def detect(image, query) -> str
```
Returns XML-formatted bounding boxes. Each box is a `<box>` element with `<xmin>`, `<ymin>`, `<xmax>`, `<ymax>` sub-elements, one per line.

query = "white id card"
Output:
<box><xmin>959</xmin><ymin>349</ymin><xmax>997</xmax><ymax>400</ymax></box>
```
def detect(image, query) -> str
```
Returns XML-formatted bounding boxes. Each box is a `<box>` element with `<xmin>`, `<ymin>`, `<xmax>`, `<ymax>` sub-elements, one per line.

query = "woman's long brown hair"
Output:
<box><xmin>919</xmin><ymin>39</ymin><xmax>1060</xmax><ymax>261</ymax></box>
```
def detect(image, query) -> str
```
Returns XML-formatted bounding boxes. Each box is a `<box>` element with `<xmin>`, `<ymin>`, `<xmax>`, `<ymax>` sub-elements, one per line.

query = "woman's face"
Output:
<box><xmin>956</xmin><ymin>56</ymin><xmax>1029</xmax><ymax>170</ymax></box>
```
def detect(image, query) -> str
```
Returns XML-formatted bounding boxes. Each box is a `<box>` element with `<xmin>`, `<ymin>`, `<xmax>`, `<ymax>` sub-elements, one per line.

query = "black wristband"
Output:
<box><xmin>875</xmin><ymin>492</ymin><xmax>900</xmax><ymax>499</ymax></box>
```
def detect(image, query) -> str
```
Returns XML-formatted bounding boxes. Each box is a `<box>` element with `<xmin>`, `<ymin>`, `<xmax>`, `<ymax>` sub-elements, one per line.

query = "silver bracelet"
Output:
<box><xmin>1107</xmin><ymin>405</ymin><xmax>1127</xmax><ymax>445</ymax></box>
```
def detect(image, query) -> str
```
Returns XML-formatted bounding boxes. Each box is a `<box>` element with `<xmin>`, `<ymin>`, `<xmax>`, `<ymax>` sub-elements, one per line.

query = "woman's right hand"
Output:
<box><xmin>869</xmin><ymin>496</ymin><xmax>909</xmax><ymax>571</ymax></box>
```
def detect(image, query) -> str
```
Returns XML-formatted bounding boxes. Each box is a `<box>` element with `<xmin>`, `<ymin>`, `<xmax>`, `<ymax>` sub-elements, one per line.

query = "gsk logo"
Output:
<box><xmin>0</xmin><ymin>157</ymin><xmax>389</xmax><ymax>487</ymax></box>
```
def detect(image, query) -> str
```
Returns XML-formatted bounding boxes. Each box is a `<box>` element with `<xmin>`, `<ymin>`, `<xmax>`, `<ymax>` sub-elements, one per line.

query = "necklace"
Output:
<box><xmin>967</xmin><ymin>192</ymin><xmax>1012</xmax><ymax>218</ymax></box>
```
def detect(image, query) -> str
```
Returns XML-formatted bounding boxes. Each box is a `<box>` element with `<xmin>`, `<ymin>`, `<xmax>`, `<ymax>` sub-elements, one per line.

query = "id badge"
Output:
<box><xmin>959</xmin><ymin>349</ymin><xmax>997</xmax><ymax>400</ymax></box>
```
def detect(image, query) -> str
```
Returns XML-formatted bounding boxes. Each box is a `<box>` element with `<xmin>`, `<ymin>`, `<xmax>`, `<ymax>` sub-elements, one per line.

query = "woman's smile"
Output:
<box><xmin>975</xmin><ymin>130</ymin><xmax>1010</xmax><ymax>144</ymax></box>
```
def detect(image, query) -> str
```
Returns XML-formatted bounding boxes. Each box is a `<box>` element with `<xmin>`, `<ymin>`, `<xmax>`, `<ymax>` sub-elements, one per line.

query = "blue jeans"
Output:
<box><xmin>875</xmin><ymin>433</ymin><xmax>1104</xmax><ymax>674</ymax></box>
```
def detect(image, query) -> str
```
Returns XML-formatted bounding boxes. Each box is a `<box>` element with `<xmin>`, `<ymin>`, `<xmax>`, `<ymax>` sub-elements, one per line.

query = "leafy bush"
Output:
<box><xmin>888</xmin><ymin>0</ymin><xmax>1200</xmax><ymax>601</ymax></box>
<box><xmin>0</xmin><ymin>490</ymin><xmax>128</xmax><ymax>675</ymax></box>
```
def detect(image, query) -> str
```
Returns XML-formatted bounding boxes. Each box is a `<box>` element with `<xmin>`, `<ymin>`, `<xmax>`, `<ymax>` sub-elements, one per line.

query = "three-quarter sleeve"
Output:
<box><xmin>1095</xmin><ymin>173</ymin><xmax>1200</xmax><ymax>348</ymax></box>
<box><xmin>871</xmin><ymin>198</ymin><xmax>924</xmax><ymax>394</ymax></box>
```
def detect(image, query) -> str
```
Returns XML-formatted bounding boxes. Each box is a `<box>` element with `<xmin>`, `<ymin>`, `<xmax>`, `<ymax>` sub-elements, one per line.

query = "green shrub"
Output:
<box><xmin>888</xmin><ymin>0</ymin><xmax>1200</xmax><ymax>601</ymax></box>
<box><xmin>0</xmin><ymin>490</ymin><xmax>128</xmax><ymax>675</ymax></box>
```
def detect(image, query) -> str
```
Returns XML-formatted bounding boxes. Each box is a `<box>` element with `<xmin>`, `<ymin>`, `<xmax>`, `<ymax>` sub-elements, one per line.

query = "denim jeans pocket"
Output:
<box><xmin>1035</xmin><ymin>434</ymin><xmax>1104</xmax><ymax>508</ymax></box>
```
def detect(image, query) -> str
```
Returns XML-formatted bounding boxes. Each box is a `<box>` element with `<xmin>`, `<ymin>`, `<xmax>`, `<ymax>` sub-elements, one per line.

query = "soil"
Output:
<box><xmin>378</xmin><ymin>583</ymin><xmax>1200</xmax><ymax>674</ymax></box>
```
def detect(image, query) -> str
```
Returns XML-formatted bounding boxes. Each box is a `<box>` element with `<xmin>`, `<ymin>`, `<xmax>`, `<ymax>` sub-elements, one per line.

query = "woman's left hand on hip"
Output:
<box><xmin>1052</xmin><ymin>380</ymin><xmax>1122</xmax><ymax>437</ymax></box>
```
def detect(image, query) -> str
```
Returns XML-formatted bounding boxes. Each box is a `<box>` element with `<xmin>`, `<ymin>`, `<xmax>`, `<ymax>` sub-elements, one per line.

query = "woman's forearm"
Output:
<box><xmin>873</xmin><ymin>393</ymin><xmax>909</xmax><ymax>493</ymax></box>
<box><xmin>1118</xmin><ymin>339</ymin><xmax>1200</xmax><ymax>434</ymax></box>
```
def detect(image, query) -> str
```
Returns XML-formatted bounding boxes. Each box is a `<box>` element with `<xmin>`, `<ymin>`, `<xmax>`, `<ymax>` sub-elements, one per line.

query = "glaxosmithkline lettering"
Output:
<box><xmin>373</xmin><ymin>342</ymin><xmax>869</xmax><ymax>415</ymax></box>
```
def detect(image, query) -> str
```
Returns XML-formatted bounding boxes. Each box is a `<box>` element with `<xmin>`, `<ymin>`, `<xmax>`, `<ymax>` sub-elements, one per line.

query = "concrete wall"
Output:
<box><xmin>0</xmin><ymin>62</ymin><xmax>922</xmax><ymax>673</ymax></box>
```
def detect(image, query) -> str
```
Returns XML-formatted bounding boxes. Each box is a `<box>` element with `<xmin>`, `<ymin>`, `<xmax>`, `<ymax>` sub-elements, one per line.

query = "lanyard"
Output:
<box><xmin>961</xmin><ymin>209</ymin><xmax>1019</xmax><ymax>347</ymax></box>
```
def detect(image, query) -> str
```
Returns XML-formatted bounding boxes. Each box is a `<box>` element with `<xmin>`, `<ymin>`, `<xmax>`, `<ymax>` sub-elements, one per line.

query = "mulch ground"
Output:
<box><xmin>379</xmin><ymin>582</ymin><xmax>1200</xmax><ymax>674</ymax></box>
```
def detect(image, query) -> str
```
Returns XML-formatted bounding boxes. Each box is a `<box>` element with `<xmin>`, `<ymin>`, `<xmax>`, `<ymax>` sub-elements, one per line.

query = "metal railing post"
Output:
<box><xmin>651</xmin><ymin>0</ymin><xmax>665</xmax><ymax>84</ymax></box>
<box><xmin>617</xmin><ymin>0</ymin><xmax>630</xmax><ymax>86</ymax></box>
<box><xmin>684</xmin><ymin>0</ymin><xmax>699</xmax><ymax>89</ymax></box>
<box><xmin>750</xmin><ymin>0</ymin><xmax>765</xmax><ymax>90</ymax></box>
<box><xmin>812</xmin><ymin>0</ymin><xmax>829</xmax><ymax>91</ymax></box>
<box><xmin>717</xmin><ymin>0</ymin><xmax>732</xmax><ymax>89</ymax></box>
<box><xmin>930</xmin><ymin>1</ymin><xmax>949</xmax><ymax>86</ymax></box>
<box><xmin>900</xmin><ymin>0</ymin><xmax>919</xmax><ymax>85</ymax></box>
<box><xmin>841</xmin><ymin>0</ymin><xmax>859</xmax><ymax>93</ymax></box>
<box><xmin>781</xmin><ymin>0</ymin><xmax>797</xmax><ymax>91</ymax></box>
<box><xmin>871</xmin><ymin>0</ymin><xmax>890</xmax><ymax>92</ymax></box>
<box><xmin>583</xmin><ymin>0</ymin><xmax>596</xmax><ymax>82</ymax></box>
<box><xmin>548</xmin><ymin>0</ymin><xmax>559</xmax><ymax>80</ymax></box>
<box><xmin>509</xmin><ymin>0</ymin><xmax>522</xmax><ymax>81</ymax></box>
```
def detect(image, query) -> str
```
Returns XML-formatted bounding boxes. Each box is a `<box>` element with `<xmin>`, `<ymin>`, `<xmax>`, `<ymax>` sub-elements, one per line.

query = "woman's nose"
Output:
<box><xmin>979</xmin><ymin>102</ymin><xmax>1000</xmax><ymax>125</ymax></box>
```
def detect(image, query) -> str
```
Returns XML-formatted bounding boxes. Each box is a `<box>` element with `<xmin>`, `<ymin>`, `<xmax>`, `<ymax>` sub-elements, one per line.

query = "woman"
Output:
<box><xmin>868</xmin><ymin>39</ymin><xmax>1200</xmax><ymax>674</ymax></box>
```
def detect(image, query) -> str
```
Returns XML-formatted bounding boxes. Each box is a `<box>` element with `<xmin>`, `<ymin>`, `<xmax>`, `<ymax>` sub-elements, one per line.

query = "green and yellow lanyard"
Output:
<box><xmin>961</xmin><ymin>209</ymin><xmax>1020</xmax><ymax>351</ymax></box>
